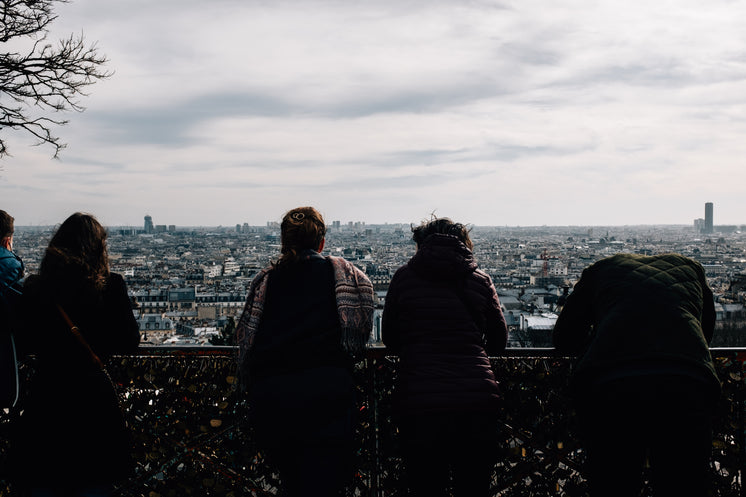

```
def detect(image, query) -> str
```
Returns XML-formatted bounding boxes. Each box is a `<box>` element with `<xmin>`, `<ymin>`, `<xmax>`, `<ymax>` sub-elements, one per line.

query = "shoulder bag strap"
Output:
<box><xmin>56</xmin><ymin>304</ymin><xmax>105</xmax><ymax>370</ymax></box>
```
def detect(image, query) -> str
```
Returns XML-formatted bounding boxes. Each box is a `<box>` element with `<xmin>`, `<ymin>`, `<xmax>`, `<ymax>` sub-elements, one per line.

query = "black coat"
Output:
<box><xmin>382</xmin><ymin>234</ymin><xmax>507</xmax><ymax>416</ymax></box>
<box><xmin>247</xmin><ymin>253</ymin><xmax>355</xmax><ymax>448</ymax></box>
<box><xmin>13</xmin><ymin>272</ymin><xmax>140</xmax><ymax>486</ymax></box>
<box><xmin>553</xmin><ymin>253</ymin><xmax>719</xmax><ymax>398</ymax></box>
<box><xmin>248</xmin><ymin>253</ymin><xmax>351</xmax><ymax>379</ymax></box>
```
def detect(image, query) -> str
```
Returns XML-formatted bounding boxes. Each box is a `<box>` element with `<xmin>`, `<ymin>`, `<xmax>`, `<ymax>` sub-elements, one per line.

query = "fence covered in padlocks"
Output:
<box><xmin>1</xmin><ymin>347</ymin><xmax>745</xmax><ymax>496</ymax></box>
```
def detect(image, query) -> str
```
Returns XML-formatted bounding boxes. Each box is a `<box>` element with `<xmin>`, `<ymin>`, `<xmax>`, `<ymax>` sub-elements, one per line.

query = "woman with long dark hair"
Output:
<box><xmin>236</xmin><ymin>206</ymin><xmax>375</xmax><ymax>497</ymax></box>
<box><xmin>382</xmin><ymin>216</ymin><xmax>508</xmax><ymax>497</ymax></box>
<box><xmin>12</xmin><ymin>213</ymin><xmax>140</xmax><ymax>496</ymax></box>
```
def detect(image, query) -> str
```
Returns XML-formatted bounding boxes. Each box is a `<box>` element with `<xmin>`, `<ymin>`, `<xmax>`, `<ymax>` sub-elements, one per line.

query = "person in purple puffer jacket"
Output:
<box><xmin>382</xmin><ymin>216</ymin><xmax>508</xmax><ymax>497</ymax></box>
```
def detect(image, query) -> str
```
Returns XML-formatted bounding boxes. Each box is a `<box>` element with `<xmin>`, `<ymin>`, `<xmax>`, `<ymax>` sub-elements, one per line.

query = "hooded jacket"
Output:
<box><xmin>553</xmin><ymin>253</ymin><xmax>719</xmax><ymax>397</ymax></box>
<box><xmin>382</xmin><ymin>234</ymin><xmax>507</xmax><ymax>416</ymax></box>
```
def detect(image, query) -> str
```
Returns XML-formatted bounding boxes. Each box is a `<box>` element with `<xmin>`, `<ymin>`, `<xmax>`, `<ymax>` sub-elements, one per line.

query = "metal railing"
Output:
<box><xmin>1</xmin><ymin>347</ymin><xmax>744</xmax><ymax>496</ymax></box>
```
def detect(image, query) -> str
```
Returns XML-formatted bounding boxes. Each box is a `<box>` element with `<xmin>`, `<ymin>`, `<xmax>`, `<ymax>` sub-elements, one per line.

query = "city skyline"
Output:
<box><xmin>9</xmin><ymin>202</ymin><xmax>745</xmax><ymax>230</ymax></box>
<box><xmin>10</xmin><ymin>202</ymin><xmax>734</xmax><ymax>231</ymax></box>
<box><xmin>2</xmin><ymin>1</ymin><xmax>746</xmax><ymax>227</ymax></box>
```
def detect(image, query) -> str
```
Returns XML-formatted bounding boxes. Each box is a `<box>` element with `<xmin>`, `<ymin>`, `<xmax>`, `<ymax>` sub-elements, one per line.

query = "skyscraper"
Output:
<box><xmin>704</xmin><ymin>203</ymin><xmax>713</xmax><ymax>234</ymax></box>
<box><xmin>144</xmin><ymin>215</ymin><xmax>154</xmax><ymax>234</ymax></box>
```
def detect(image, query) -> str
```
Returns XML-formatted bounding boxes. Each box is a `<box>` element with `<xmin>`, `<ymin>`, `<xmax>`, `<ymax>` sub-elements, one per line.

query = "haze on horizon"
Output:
<box><xmin>2</xmin><ymin>1</ymin><xmax>745</xmax><ymax>228</ymax></box>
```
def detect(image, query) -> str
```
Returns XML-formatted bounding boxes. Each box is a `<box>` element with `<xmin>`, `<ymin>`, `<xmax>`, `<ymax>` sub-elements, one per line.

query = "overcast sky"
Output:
<box><xmin>2</xmin><ymin>0</ymin><xmax>745</xmax><ymax>227</ymax></box>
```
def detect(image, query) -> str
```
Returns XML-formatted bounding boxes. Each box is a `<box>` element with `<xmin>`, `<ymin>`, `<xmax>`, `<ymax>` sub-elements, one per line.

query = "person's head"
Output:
<box><xmin>0</xmin><ymin>210</ymin><xmax>14</xmax><ymax>250</ymax></box>
<box><xmin>275</xmin><ymin>206</ymin><xmax>327</xmax><ymax>268</ymax></box>
<box><xmin>411</xmin><ymin>216</ymin><xmax>473</xmax><ymax>250</ymax></box>
<box><xmin>40</xmin><ymin>212</ymin><xmax>110</xmax><ymax>289</ymax></box>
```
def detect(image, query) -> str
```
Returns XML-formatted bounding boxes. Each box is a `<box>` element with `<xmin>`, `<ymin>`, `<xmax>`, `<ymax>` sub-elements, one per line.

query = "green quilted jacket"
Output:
<box><xmin>553</xmin><ymin>253</ymin><xmax>719</xmax><ymax>396</ymax></box>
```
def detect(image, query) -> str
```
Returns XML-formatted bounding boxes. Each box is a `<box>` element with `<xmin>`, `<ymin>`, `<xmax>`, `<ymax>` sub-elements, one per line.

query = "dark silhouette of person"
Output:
<box><xmin>382</xmin><ymin>216</ymin><xmax>507</xmax><ymax>497</ymax></box>
<box><xmin>12</xmin><ymin>213</ymin><xmax>140</xmax><ymax>497</ymax></box>
<box><xmin>553</xmin><ymin>253</ymin><xmax>719</xmax><ymax>497</ymax></box>
<box><xmin>0</xmin><ymin>209</ymin><xmax>24</xmax><ymax>410</ymax></box>
<box><xmin>236</xmin><ymin>206</ymin><xmax>374</xmax><ymax>497</ymax></box>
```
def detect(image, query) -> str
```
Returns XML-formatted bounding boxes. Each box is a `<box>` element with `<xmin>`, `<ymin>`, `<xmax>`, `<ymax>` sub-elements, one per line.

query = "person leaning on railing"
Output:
<box><xmin>9</xmin><ymin>213</ymin><xmax>141</xmax><ymax>497</ymax></box>
<box><xmin>236</xmin><ymin>206</ymin><xmax>374</xmax><ymax>497</ymax></box>
<box><xmin>553</xmin><ymin>253</ymin><xmax>720</xmax><ymax>497</ymax></box>
<box><xmin>382</xmin><ymin>216</ymin><xmax>508</xmax><ymax>497</ymax></box>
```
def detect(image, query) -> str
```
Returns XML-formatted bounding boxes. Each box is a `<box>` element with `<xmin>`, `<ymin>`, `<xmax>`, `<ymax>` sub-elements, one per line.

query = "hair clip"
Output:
<box><xmin>291</xmin><ymin>212</ymin><xmax>305</xmax><ymax>221</ymax></box>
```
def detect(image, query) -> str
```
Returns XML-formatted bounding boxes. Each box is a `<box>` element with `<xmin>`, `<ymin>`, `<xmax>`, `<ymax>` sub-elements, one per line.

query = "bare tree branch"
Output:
<box><xmin>0</xmin><ymin>0</ymin><xmax>111</xmax><ymax>158</ymax></box>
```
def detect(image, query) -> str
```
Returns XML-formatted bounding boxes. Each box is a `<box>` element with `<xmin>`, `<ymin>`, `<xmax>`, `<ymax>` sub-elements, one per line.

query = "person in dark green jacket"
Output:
<box><xmin>553</xmin><ymin>253</ymin><xmax>719</xmax><ymax>497</ymax></box>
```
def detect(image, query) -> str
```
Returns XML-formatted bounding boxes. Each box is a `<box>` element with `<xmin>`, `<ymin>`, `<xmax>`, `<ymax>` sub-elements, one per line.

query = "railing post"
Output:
<box><xmin>735</xmin><ymin>354</ymin><xmax>746</xmax><ymax>497</ymax></box>
<box><xmin>368</xmin><ymin>349</ymin><xmax>381</xmax><ymax>497</ymax></box>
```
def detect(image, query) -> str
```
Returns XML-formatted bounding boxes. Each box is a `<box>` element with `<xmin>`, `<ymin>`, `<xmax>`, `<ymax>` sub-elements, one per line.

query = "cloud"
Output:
<box><xmin>5</xmin><ymin>0</ymin><xmax>746</xmax><ymax>226</ymax></box>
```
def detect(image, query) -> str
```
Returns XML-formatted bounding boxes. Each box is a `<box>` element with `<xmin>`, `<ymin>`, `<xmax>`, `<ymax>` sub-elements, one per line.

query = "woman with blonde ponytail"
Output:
<box><xmin>237</xmin><ymin>206</ymin><xmax>374</xmax><ymax>497</ymax></box>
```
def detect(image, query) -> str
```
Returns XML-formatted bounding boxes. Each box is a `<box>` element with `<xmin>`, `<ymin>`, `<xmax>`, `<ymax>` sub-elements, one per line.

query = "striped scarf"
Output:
<box><xmin>236</xmin><ymin>256</ymin><xmax>375</xmax><ymax>384</ymax></box>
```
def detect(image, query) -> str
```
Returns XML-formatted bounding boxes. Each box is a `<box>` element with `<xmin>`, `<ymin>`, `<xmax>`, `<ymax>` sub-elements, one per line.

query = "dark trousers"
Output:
<box><xmin>578</xmin><ymin>375</ymin><xmax>716</xmax><ymax>497</ymax></box>
<box><xmin>263</xmin><ymin>441</ymin><xmax>352</xmax><ymax>497</ymax></box>
<box><xmin>398</xmin><ymin>412</ymin><xmax>499</xmax><ymax>497</ymax></box>
<box><xmin>249</xmin><ymin>368</ymin><xmax>355</xmax><ymax>497</ymax></box>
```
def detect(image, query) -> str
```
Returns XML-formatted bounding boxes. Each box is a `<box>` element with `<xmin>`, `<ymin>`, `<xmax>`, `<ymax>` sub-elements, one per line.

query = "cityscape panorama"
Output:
<box><xmin>12</xmin><ymin>202</ymin><xmax>746</xmax><ymax>348</ymax></box>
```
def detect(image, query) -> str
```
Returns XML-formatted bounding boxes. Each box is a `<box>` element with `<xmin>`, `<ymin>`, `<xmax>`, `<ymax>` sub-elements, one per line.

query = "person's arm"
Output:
<box><xmin>236</xmin><ymin>269</ymin><xmax>270</xmax><ymax>370</ymax></box>
<box><xmin>103</xmin><ymin>273</ymin><xmax>141</xmax><ymax>355</ymax></box>
<box><xmin>483</xmin><ymin>279</ymin><xmax>507</xmax><ymax>356</ymax></box>
<box><xmin>342</xmin><ymin>263</ymin><xmax>376</xmax><ymax>358</ymax></box>
<box><xmin>13</xmin><ymin>276</ymin><xmax>38</xmax><ymax>357</ymax></box>
<box><xmin>553</xmin><ymin>269</ymin><xmax>594</xmax><ymax>355</ymax></box>
<box><xmin>697</xmin><ymin>264</ymin><xmax>716</xmax><ymax>344</ymax></box>
<box><xmin>0</xmin><ymin>253</ymin><xmax>24</xmax><ymax>316</ymax></box>
<box><xmin>381</xmin><ymin>269</ymin><xmax>403</xmax><ymax>354</ymax></box>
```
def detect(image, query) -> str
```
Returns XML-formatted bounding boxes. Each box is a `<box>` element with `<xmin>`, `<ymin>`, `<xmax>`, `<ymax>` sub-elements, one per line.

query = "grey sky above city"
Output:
<box><xmin>2</xmin><ymin>0</ymin><xmax>745</xmax><ymax>227</ymax></box>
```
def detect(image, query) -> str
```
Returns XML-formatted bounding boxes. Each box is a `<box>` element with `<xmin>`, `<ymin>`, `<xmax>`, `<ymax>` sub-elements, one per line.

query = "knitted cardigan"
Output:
<box><xmin>236</xmin><ymin>256</ymin><xmax>374</xmax><ymax>384</ymax></box>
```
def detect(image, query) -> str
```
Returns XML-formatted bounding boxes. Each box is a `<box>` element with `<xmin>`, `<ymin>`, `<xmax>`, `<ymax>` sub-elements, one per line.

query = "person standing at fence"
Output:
<box><xmin>11</xmin><ymin>212</ymin><xmax>141</xmax><ymax>497</ymax></box>
<box><xmin>382</xmin><ymin>216</ymin><xmax>508</xmax><ymax>497</ymax></box>
<box><xmin>0</xmin><ymin>210</ymin><xmax>23</xmax><ymax>308</ymax></box>
<box><xmin>236</xmin><ymin>206</ymin><xmax>374</xmax><ymax>497</ymax></box>
<box><xmin>0</xmin><ymin>210</ymin><xmax>24</xmax><ymax>410</ymax></box>
<box><xmin>553</xmin><ymin>253</ymin><xmax>720</xmax><ymax>497</ymax></box>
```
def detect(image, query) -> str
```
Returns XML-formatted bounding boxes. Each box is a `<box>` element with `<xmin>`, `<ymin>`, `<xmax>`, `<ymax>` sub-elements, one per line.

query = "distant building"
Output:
<box><xmin>144</xmin><ymin>215</ymin><xmax>154</xmax><ymax>234</ymax></box>
<box><xmin>195</xmin><ymin>291</ymin><xmax>245</xmax><ymax>319</ymax></box>
<box><xmin>137</xmin><ymin>313</ymin><xmax>174</xmax><ymax>333</ymax></box>
<box><xmin>168</xmin><ymin>287</ymin><xmax>196</xmax><ymax>311</ymax></box>
<box><xmin>223</xmin><ymin>258</ymin><xmax>241</xmax><ymax>276</ymax></box>
<box><xmin>704</xmin><ymin>202</ymin><xmax>714</xmax><ymax>234</ymax></box>
<box><xmin>132</xmin><ymin>288</ymin><xmax>168</xmax><ymax>314</ymax></box>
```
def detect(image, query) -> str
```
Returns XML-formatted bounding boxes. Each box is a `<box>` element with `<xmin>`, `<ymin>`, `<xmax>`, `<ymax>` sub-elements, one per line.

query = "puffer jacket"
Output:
<box><xmin>553</xmin><ymin>253</ymin><xmax>719</xmax><ymax>397</ymax></box>
<box><xmin>382</xmin><ymin>234</ymin><xmax>507</xmax><ymax>416</ymax></box>
<box><xmin>0</xmin><ymin>246</ymin><xmax>23</xmax><ymax>305</ymax></box>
